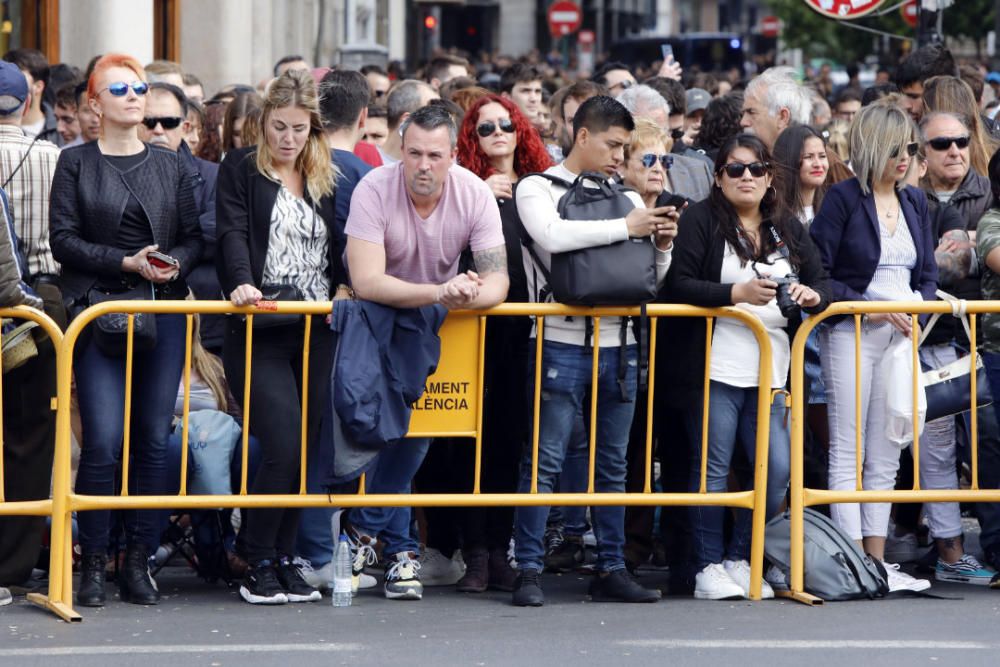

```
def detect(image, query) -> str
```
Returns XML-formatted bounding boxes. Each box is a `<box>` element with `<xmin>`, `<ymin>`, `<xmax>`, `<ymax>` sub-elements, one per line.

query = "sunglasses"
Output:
<box><xmin>373</xmin><ymin>90</ymin><xmax>386</xmax><ymax>98</ymax></box>
<box><xmin>477</xmin><ymin>119</ymin><xmax>515</xmax><ymax>137</ymax></box>
<box><xmin>100</xmin><ymin>81</ymin><xmax>149</xmax><ymax>97</ymax></box>
<box><xmin>142</xmin><ymin>116</ymin><xmax>183</xmax><ymax>130</ymax></box>
<box><xmin>670</xmin><ymin>127</ymin><xmax>686</xmax><ymax>141</ymax></box>
<box><xmin>889</xmin><ymin>142</ymin><xmax>920</xmax><ymax>159</ymax></box>
<box><xmin>926</xmin><ymin>136</ymin><xmax>970</xmax><ymax>152</ymax></box>
<box><xmin>639</xmin><ymin>153</ymin><xmax>673</xmax><ymax>169</ymax></box>
<box><xmin>718</xmin><ymin>161</ymin><xmax>769</xmax><ymax>179</ymax></box>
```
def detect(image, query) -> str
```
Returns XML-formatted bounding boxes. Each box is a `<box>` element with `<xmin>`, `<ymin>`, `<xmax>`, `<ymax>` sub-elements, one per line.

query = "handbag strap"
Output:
<box><xmin>918</xmin><ymin>289</ymin><xmax>971</xmax><ymax>347</ymax></box>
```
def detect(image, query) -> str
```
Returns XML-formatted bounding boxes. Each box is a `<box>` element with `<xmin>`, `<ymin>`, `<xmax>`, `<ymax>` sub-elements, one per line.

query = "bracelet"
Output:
<box><xmin>335</xmin><ymin>283</ymin><xmax>355</xmax><ymax>300</ymax></box>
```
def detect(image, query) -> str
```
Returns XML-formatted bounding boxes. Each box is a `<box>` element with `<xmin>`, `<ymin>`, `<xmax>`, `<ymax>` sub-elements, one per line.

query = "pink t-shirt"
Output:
<box><xmin>345</xmin><ymin>162</ymin><xmax>505</xmax><ymax>284</ymax></box>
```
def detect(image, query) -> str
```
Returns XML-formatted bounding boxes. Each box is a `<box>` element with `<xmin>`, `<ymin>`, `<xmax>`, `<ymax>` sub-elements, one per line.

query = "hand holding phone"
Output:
<box><xmin>660</xmin><ymin>44</ymin><xmax>674</xmax><ymax>63</ymax></box>
<box><xmin>147</xmin><ymin>250</ymin><xmax>179</xmax><ymax>269</ymax></box>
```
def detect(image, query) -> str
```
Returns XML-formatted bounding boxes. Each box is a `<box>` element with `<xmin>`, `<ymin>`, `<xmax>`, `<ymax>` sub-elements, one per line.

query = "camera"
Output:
<box><xmin>771</xmin><ymin>273</ymin><xmax>800</xmax><ymax>320</ymax></box>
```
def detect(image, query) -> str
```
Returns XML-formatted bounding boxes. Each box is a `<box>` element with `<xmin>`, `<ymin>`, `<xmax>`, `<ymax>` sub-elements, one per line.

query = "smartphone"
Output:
<box><xmin>656</xmin><ymin>192</ymin><xmax>688</xmax><ymax>209</ymax></box>
<box><xmin>147</xmin><ymin>250</ymin><xmax>179</xmax><ymax>269</ymax></box>
<box><xmin>660</xmin><ymin>44</ymin><xmax>674</xmax><ymax>63</ymax></box>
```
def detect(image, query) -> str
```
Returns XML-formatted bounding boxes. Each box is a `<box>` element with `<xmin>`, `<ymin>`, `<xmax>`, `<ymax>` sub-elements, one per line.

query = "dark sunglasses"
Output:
<box><xmin>926</xmin><ymin>136</ymin><xmax>970</xmax><ymax>152</ymax></box>
<box><xmin>141</xmin><ymin>116</ymin><xmax>183</xmax><ymax>130</ymax></box>
<box><xmin>373</xmin><ymin>90</ymin><xmax>386</xmax><ymax>98</ymax></box>
<box><xmin>100</xmin><ymin>81</ymin><xmax>149</xmax><ymax>97</ymax></box>
<box><xmin>477</xmin><ymin>119</ymin><xmax>515</xmax><ymax>137</ymax></box>
<box><xmin>889</xmin><ymin>142</ymin><xmax>920</xmax><ymax>159</ymax></box>
<box><xmin>670</xmin><ymin>127</ymin><xmax>686</xmax><ymax>141</ymax></box>
<box><xmin>640</xmin><ymin>153</ymin><xmax>673</xmax><ymax>169</ymax></box>
<box><xmin>718</xmin><ymin>161</ymin><xmax>769</xmax><ymax>178</ymax></box>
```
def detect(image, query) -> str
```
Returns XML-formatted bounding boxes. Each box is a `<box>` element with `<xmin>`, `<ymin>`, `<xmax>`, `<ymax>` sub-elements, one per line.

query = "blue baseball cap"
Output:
<box><xmin>987</xmin><ymin>72</ymin><xmax>1000</xmax><ymax>85</ymax></box>
<box><xmin>0</xmin><ymin>60</ymin><xmax>28</xmax><ymax>115</ymax></box>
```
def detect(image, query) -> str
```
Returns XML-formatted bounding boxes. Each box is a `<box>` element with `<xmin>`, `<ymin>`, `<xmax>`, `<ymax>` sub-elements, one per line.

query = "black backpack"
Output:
<box><xmin>515</xmin><ymin>171</ymin><xmax>658</xmax><ymax>306</ymax></box>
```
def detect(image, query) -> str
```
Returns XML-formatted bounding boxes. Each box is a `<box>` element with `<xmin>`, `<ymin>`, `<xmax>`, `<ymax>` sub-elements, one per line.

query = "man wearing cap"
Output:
<box><xmin>0</xmin><ymin>58</ymin><xmax>60</xmax><ymax>601</ymax></box>
<box><xmin>682</xmin><ymin>88</ymin><xmax>710</xmax><ymax>147</ymax></box>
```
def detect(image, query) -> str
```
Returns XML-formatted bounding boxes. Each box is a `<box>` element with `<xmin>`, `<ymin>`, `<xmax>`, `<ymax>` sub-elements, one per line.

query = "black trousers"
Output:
<box><xmin>223</xmin><ymin>316</ymin><xmax>332</xmax><ymax>564</ymax></box>
<box><xmin>0</xmin><ymin>332</ymin><xmax>57</xmax><ymax>584</ymax></box>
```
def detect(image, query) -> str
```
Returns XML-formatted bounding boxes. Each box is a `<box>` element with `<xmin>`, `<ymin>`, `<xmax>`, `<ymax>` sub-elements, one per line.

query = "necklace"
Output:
<box><xmin>875</xmin><ymin>195</ymin><xmax>897</xmax><ymax>220</ymax></box>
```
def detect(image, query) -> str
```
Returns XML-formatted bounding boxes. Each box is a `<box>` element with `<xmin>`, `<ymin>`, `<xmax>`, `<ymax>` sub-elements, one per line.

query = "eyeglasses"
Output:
<box><xmin>889</xmin><ymin>142</ymin><xmax>920</xmax><ymax>159</ymax></box>
<box><xmin>373</xmin><ymin>90</ymin><xmax>386</xmax><ymax>98</ymax></box>
<box><xmin>99</xmin><ymin>81</ymin><xmax>149</xmax><ymax>97</ymax></box>
<box><xmin>477</xmin><ymin>119</ymin><xmax>515</xmax><ymax>137</ymax></box>
<box><xmin>141</xmin><ymin>116</ymin><xmax>183</xmax><ymax>130</ymax></box>
<box><xmin>718</xmin><ymin>161</ymin><xmax>769</xmax><ymax>178</ymax></box>
<box><xmin>670</xmin><ymin>127</ymin><xmax>686</xmax><ymax>141</ymax></box>
<box><xmin>639</xmin><ymin>153</ymin><xmax>673</xmax><ymax>169</ymax></box>
<box><xmin>926</xmin><ymin>136</ymin><xmax>970</xmax><ymax>152</ymax></box>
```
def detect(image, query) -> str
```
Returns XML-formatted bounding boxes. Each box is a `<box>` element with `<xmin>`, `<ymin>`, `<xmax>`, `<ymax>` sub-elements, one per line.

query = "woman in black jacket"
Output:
<box><xmin>215</xmin><ymin>69</ymin><xmax>342</xmax><ymax>606</ymax></box>
<box><xmin>663</xmin><ymin>133</ymin><xmax>830</xmax><ymax>601</ymax></box>
<box><xmin>49</xmin><ymin>54</ymin><xmax>202</xmax><ymax>608</ymax></box>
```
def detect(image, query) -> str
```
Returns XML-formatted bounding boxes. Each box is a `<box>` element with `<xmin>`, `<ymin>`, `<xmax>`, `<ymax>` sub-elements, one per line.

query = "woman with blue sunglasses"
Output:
<box><xmin>50</xmin><ymin>53</ymin><xmax>203</xmax><ymax>608</ymax></box>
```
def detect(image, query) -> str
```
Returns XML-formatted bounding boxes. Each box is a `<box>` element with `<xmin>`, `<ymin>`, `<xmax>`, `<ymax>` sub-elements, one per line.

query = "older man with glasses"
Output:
<box><xmin>921</xmin><ymin>111</ymin><xmax>991</xmax><ymax>231</ymax></box>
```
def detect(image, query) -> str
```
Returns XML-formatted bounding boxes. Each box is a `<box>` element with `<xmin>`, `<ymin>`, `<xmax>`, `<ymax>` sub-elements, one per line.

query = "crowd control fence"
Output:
<box><xmin>16</xmin><ymin>300</ymin><xmax>776</xmax><ymax>621</ymax></box>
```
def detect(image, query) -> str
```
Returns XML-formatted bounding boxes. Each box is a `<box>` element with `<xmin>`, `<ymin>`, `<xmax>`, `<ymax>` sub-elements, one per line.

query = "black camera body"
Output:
<box><xmin>771</xmin><ymin>273</ymin><xmax>800</xmax><ymax>319</ymax></box>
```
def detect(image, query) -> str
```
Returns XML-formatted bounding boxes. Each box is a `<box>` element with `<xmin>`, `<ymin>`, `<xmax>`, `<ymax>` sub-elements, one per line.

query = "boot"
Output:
<box><xmin>118</xmin><ymin>545</ymin><xmax>160</xmax><ymax>605</ymax></box>
<box><xmin>487</xmin><ymin>548</ymin><xmax>518</xmax><ymax>592</ymax></box>
<box><xmin>77</xmin><ymin>552</ymin><xmax>107</xmax><ymax>607</ymax></box>
<box><xmin>456</xmin><ymin>548</ymin><xmax>488</xmax><ymax>593</ymax></box>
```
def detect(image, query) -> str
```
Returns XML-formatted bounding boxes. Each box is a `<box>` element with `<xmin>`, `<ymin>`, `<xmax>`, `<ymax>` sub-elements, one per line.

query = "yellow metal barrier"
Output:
<box><xmin>788</xmin><ymin>300</ymin><xmax>1000</xmax><ymax>605</ymax></box>
<box><xmin>32</xmin><ymin>300</ymin><xmax>776</xmax><ymax>621</ymax></box>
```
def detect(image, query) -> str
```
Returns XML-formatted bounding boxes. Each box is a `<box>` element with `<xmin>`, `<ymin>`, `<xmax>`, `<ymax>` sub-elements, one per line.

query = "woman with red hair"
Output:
<box><xmin>449</xmin><ymin>95</ymin><xmax>550</xmax><ymax>593</ymax></box>
<box><xmin>50</xmin><ymin>53</ymin><xmax>202</xmax><ymax>608</ymax></box>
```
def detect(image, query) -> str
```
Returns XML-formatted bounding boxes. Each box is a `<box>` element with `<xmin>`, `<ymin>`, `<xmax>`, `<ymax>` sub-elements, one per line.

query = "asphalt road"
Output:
<box><xmin>3</xmin><ymin>564</ymin><xmax>1000</xmax><ymax>667</ymax></box>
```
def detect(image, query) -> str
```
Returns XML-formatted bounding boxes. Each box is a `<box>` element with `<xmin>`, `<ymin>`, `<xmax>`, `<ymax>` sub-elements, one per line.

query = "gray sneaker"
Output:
<box><xmin>385</xmin><ymin>552</ymin><xmax>423</xmax><ymax>600</ymax></box>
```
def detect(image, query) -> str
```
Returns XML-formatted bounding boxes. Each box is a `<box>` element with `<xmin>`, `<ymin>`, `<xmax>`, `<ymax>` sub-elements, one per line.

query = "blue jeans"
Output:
<box><xmin>350</xmin><ymin>437</ymin><xmax>431</xmax><ymax>558</ymax></box>
<box><xmin>686</xmin><ymin>380</ymin><xmax>790</xmax><ymax>569</ymax></box>
<box><xmin>514</xmin><ymin>341</ymin><xmax>638</xmax><ymax>573</ymax></box>
<box><xmin>975</xmin><ymin>352</ymin><xmax>1000</xmax><ymax>551</ymax></box>
<box><xmin>75</xmin><ymin>314</ymin><xmax>187</xmax><ymax>553</ymax></box>
<box><xmin>296</xmin><ymin>429</ymin><xmax>338</xmax><ymax>566</ymax></box>
<box><xmin>548</xmin><ymin>411</ymin><xmax>590</xmax><ymax>536</ymax></box>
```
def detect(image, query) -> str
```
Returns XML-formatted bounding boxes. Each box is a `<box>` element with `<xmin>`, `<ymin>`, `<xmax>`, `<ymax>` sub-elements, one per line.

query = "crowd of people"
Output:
<box><xmin>1</xmin><ymin>39</ymin><xmax>1000</xmax><ymax>611</ymax></box>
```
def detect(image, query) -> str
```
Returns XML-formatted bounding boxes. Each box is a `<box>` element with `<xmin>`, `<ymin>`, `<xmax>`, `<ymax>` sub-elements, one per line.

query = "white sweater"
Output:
<box><xmin>515</xmin><ymin>163</ymin><xmax>671</xmax><ymax>347</ymax></box>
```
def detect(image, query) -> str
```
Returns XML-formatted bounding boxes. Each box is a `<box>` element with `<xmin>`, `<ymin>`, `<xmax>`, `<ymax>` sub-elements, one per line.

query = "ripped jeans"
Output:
<box><xmin>513</xmin><ymin>340</ymin><xmax>638</xmax><ymax>573</ymax></box>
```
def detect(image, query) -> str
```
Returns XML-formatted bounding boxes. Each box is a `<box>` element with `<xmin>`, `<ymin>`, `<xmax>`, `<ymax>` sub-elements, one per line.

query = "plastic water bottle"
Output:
<box><xmin>332</xmin><ymin>534</ymin><xmax>353</xmax><ymax>607</ymax></box>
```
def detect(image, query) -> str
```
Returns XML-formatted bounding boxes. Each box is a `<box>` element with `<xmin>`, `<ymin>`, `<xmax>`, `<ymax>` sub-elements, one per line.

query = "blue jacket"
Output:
<box><xmin>320</xmin><ymin>299</ymin><xmax>447</xmax><ymax>486</ymax></box>
<box><xmin>809</xmin><ymin>178</ymin><xmax>938</xmax><ymax>305</ymax></box>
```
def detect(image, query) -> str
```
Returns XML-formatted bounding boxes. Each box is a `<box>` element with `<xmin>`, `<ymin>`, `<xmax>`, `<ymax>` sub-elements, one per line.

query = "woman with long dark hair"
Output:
<box><xmin>663</xmin><ymin>133</ymin><xmax>829</xmax><ymax>600</ymax></box>
<box><xmin>50</xmin><ymin>53</ymin><xmax>203</xmax><ymax>607</ymax></box>
<box><xmin>773</xmin><ymin>125</ymin><xmax>829</xmax><ymax>226</ymax></box>
<box><xmin>443</xmin><ymin>94</ymin><xmax>551</xmax><ymax>592</ymax></box>
<box><xmin>216</xmin><ymin>69</ymin><xmax>342</xmax><ymax>605</ymax></box>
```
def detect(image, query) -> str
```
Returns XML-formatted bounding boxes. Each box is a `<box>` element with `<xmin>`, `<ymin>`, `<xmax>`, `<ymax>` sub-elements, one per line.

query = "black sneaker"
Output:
<box><xmin>589</xmin><ymin>569</ymin><xmax>662</xmax><ymax>603</ymax></box>
<box><xmin>511</xmin><ymin>568</ymin><xmax>544</xmax><ymax>607</ymax></box>
<box><xmin>276</xmin><ymin>558</ymin><xmax>321</xmax><ymax>602</ymax></box>
<box><xmin>545</xmin><ymin>536</ymin><xmax>584</xmax><ymax>572</ymax></box>
<box><xmin>239</xmin><ymin>561</ymin><xmax>289</xmax><ymax>605</ymax></box>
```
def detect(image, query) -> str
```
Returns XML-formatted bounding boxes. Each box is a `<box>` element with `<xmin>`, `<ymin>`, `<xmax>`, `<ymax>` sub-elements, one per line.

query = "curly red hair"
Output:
<box><xmin>456</xmin><ymin>94</ymin><xmax>552</xmax><ymax>180</ymax></box>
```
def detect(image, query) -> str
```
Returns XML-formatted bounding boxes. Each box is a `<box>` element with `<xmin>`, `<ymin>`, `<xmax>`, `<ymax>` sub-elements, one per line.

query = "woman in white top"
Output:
<box><xmin>809</xmin><ymin>99</ymin><xmax>939</xmax><ymax>593</ymax></box>
<box><xmin>665</xmin><ymin>133</ymin><xmax>830</xmax><ymax>600</ymax></box>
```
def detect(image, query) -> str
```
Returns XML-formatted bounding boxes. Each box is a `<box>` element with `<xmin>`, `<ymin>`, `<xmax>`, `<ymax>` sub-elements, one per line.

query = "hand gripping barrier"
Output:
<box><xmin>31</xmin><ymin>300</ymin><xmax>776</xmax><ymax>621</ymax></box>
<box><xmin>788</xmin><ymin>300</ymin><xmax>1000</xmax><ymax>605</ymax></box>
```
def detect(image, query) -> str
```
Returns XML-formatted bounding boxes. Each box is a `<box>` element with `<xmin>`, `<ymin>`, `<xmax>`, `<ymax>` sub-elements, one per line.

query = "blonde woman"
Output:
<box><xmin>809</xmin><ymin>101</ymin><xmax>938</xmax><ymax>593</ymax></box>
<box><xmin>216</xmin><ymin>69</ymin><xmax>341</xmax><ymax>605</ymax></box>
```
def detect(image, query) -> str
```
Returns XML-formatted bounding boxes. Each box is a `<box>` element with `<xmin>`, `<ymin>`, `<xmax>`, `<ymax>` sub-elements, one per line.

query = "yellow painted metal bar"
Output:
<box><xmin>240</xmin><ymin>315</ymin><xmax>253</xmax><ymax>495</ymax></box>
<box><xmin>643</xmin><ymin>318</ymin><xmax>658</xmax><ymax>494</ymax></box>
<box><xmin>911</xmin><ymin>314</ymin><xmax>920</xmax><ymax>491</ymax></box>
<box><xmin>530</xmin><ymin>318</ymin><xmax>544</xmax><ymax>494</ymax></box>
<box><xmin>358</xmin><ymin>471</ymin><xmax>366</xmax><ymax>495</ymax></box>
<box><xmin>179</xmin><ymin>314</ymin><xmax>193</xmax><ymax>496</ymax></box>
<box><xmin>854</xmin><ymin>314</ymin><xmax>862</xmax><ymax>492</ymax></box>
<box><xmin>473</xmin><ymin>315</ymin><xmax>486</xmax><ymax>494</ymax></box>
<box><xmin>298</xmin><ymin>315</ymin><xmax>313</xmax><ymax>495</ymax></box>
<box><xmin>120</xmin><ymin>315</ymin><xmax>135</xmax><ymax>496</ymax></box>
<box><xmin>788</xmin><ymin>310</ymin><xmax>818</xmax><ymax>596</ymax></box>
<box><xmin>699</xmin><ymin>317</ymin><xmax>713</xmax><ymax>494</ymax></box>
<box><xmin>587</xmin><ymin>317</ymin><xmax>600</xmax><ymax>495</ymax></box>
<box><xmin>970</xmin><ymin>314</ymin><xmax>980</xmax><ymax>490</ymax></box>
<box><xmin>745</xmin><ymin>310</ymin><xmax>773</xmax><ymax>602</ymax></box>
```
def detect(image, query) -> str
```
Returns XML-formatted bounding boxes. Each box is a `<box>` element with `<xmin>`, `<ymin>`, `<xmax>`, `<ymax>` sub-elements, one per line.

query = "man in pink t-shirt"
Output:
<box><xmin>344</xmin><ymin>104</ymin><xmax>508</xmax><ymax>601</ymax></box>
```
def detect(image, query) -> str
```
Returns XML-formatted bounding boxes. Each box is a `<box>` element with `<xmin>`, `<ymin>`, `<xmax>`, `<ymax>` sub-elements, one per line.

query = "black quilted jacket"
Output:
<box><xmin>49</xmin><ymin>141</ymin><xmax>203</xmax><ymax>304</ymax></box>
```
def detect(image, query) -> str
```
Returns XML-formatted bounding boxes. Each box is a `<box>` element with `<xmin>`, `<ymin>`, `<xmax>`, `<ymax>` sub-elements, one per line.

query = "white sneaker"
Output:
<box><xmin>723</xmin><ymin>559</ymin><xmax>775</xmax><ymax>599</ymax></box>
<box><xmin>694</xmin><ymin>562</ymin><xmax>746</xmax><ymax>600</ymax></box>
<box><xmin>764</xmin><ymin>564</ymin><xmax>789</xmax><ymax>593</ymax></box>
<box><xmin>294</xmin><ymin>557</ymin><xmax>376</xmax><ymax>592</ymax></box>
<box><xmin>0</xmin><ymin>586</ymin><xmax>11</xmax><ymax>606</ymax></box>
<box><xmin>418</xmin><ymin>547</ymin><xmax>466</xmax><ymax>586</ymax></box>
<box><xmin>882</xmin><ymin>561</ymin><xmax>931</xmax><ymax>592</ymax></box>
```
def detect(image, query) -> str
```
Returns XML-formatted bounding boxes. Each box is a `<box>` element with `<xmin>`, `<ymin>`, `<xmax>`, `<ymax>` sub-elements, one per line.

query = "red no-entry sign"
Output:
<box><xmin>548</xmin><ymin>1</ymin><xmax>582</xmax><ymax>37</ymax></box>
<box><xmin>802</xmin><ymin>0</ymin><xmax>886</xmax><ymax>20</ymax></box>
<box><xmin>901</xmin><ymin>0</ymin><xmax>918</xmax><ymax>28</ymax></box>
<box><xmin>760</xmin><ymin>15</ymin><xmax>781</xmax><ymax>38</ymax></box>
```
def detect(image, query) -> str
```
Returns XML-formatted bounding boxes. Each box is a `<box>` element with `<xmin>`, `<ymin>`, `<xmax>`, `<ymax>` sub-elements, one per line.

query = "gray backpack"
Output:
<box><xmin>764</xmin><ymin>508</ymin><xmax>890</xmax><ymax>601</ymax></box>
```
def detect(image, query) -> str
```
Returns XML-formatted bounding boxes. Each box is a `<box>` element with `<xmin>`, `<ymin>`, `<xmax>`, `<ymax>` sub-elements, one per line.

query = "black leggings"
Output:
<box><xmin>223</xmin><ymin>316</ymin><xmax>332</xmax><ymax>564</ymax></box>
